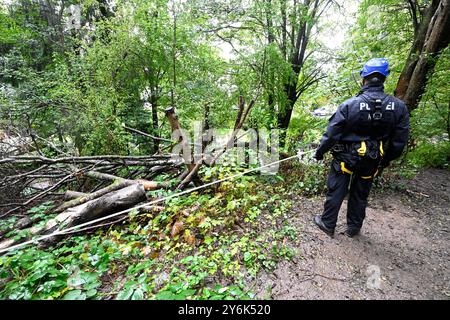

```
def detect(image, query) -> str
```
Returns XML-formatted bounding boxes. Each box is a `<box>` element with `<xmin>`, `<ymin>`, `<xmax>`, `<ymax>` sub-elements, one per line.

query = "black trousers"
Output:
<box><xmin>321</xmin><ymin>160</ymin><xmax>374</xmax><ymax>231</ymax></box>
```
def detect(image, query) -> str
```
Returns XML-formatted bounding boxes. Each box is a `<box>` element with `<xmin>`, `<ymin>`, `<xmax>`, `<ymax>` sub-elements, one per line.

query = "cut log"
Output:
<box><xmin>56</xmin><ymin>177</ymin><xmax>171</xmax><ymax>214</ymax></box>
<box><xmin>83</xmin><ymin>170</ymin><xmax>169</xmax><ymax>190</ymax></box>
<box><xmin>54</xmin><ymin>180</ymin><xmax>133</xmax><ymax>213</ymax></box>
<box><xmin>0</xmin><ymin>154</ymin><xmax>172</xmax><ymax>165</ymax></box>
<box><xmin>83</xmin><ymin>170</ymin><xmax>136</xmax><ymax>184</ymax></box>
<box><xmin>0</xmin><ymin>184</ymin><xmax>147</xmax><ymax>251</ymax></box>
<box><xmin>64</xmin><ymin>190</ymin><xmax>88</xmax><ymax>201</ymax></box>
<box><xmin>54</xmin><ymin>183</ymin><xmax>147</xmax><ymax>229</ymax></box>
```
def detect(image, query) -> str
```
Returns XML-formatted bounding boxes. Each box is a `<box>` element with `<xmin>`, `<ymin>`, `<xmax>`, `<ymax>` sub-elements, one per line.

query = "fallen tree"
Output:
<box><xmin>0</xmin><ymin>184</ymin><xmax>148</xmax><ymax>250</ymax></box>
<box><xmin>0</xmin><ymin>96</ymin><xmax>259</xmax><ymax>252</ymax></box>
<box><xmin>176</xmin><ymin>96</ymin><xmax>255</xmax><ymax>189</ymax></box>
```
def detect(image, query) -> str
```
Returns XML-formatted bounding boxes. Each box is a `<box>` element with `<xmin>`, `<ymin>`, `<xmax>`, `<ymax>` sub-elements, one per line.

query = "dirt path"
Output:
<box><xmin>253</xmin><ymin>168</ymin><xmax>450</xmax><ymax>300</ymax></box>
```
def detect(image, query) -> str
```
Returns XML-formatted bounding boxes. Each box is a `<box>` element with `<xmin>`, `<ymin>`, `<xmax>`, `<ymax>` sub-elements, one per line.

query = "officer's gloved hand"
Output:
<box><xmin>380</xmin><ymin>160</ymin><xmax>390</xmax><ymax>169</ymax></box>
<box><xmin>376</xmin><ymin>161</ymin><xmax>390</xmax><ymax>177</ymax></box>
<box><xmin>376</xmin><ymin>166</ymin><xmax>384</xmax><ymax>177</ymax></box>
<box><xmin>314</xmin><ymin>151</ymin><xmax>324</xmax><ymax>161</ymax></box>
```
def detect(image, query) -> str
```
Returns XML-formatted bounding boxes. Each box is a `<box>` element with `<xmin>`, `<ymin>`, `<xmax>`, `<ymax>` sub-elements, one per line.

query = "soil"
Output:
<box><xmin>252</xmin><ymin>168</ymin><xmax>450</xmax><ymax>300</ymax></box>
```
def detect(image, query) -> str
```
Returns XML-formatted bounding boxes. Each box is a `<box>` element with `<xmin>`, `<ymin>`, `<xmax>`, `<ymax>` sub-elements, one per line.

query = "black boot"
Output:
<box><xmin>314</xmin><ymin>215</ymin><xmax>334</xmax><ymax>237</ymax></box>
<box><xmin>345</xmin><ymin>228</ymin><xmax>360</xmax><ymax>238</ymax></box>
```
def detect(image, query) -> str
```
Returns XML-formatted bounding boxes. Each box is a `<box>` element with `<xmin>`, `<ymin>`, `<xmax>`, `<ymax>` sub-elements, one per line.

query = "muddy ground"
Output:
<box><xmin>252</xmin><ymin>168</ymin><xmax>450</xmax><ymax>300</ymax></box>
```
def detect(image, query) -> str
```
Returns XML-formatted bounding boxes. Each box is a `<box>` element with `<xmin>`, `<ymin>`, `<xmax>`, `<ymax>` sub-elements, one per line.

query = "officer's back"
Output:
<box><xmin>313</xmin><ymin>58</ymin><xmax>410</xmax><ymax>238</ymax></box>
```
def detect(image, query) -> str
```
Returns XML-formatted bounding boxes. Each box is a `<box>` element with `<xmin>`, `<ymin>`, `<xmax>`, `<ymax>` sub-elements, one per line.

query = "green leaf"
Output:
<box><xmin>155</xmin><ymin>290</ymin><xmax>183</xmax><ymax>300</ymax></box>
<box><xmin>128</xmin><ymin>209</ymin><xmax>139</xmax><ymax>219</ymax></box>
<box><xmin>62</xmin><ymin>290</ymin><xmax>86</xmax><ymax>300</ymax></box>
<box><xmin>180</xmin><ymin>289</ymin><xmax>196</xmax><ymax>297</ymax></box>
<box><xmin>243</xmin><ymin>252</ymin><xmax>252</xmax><ymax>262</ymax></box>
<box><xmin>131</xmin><ymin>288</ymin><xmax>144</xmax><ymax>300</ymax></box>
<box><xmin>204</xmin><ymin>236</ymin><xmax>214</xmax><ymax>245</ymax></box>
<box><xmin>85</xmin><ymin>289</ymin><xmax>98</xmax><ymax>298</ymax></box>
<box><xmin>116</xmin><ymin>287</ymin><xmax>134</xmax><ymax>300</ymax></box>
<box><xmin>217</xmin><ymin>286</ymin><xmax>228</xmax><ymax>294</ymax></box>
<box><xmin>83</xmin><ymin>280</ymin><xmax>101</xmax><ymax>291</ymax></box>
<box><xmin>67</xmin><ymin>276</ymin><xmax>85</xmax><ymax>287</ymax></box>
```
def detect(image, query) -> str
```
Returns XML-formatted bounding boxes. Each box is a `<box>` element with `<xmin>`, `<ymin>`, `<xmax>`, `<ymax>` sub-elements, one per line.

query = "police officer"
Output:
<box><xmin>313</xmin><ymin>58</ymin><xmax>410</xmax><ymax>237</ymax></box>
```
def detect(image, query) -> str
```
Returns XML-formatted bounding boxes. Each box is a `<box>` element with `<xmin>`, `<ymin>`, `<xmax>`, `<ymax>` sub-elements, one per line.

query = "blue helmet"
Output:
<box><xmin>360</xmin><ymin>58</ymin><xmax>390</xmax><ymax>78</ymax></box>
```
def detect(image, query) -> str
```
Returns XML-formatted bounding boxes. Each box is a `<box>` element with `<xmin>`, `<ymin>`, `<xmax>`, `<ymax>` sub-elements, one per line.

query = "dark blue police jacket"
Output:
<box><xmin>317</xmin><ymin>82</ymin><xmax>410</xmax><ymax>167</ymax></box>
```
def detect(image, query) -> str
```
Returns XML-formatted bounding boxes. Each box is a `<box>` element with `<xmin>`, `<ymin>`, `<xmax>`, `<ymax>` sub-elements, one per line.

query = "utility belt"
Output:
<box><xmin>331</xmin><ymin>140</ymin><xmax>385</xmax><ymax>179</ymax></box>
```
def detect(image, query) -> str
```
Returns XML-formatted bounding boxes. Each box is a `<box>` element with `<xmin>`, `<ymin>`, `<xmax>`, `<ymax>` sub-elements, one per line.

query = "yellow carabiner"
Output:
<box><xmin>357</xmin><ymin>141</ymin><xmax>366</xmax><ymax>157</ymax></box>
<box><xmin>379</xmin><ymin>141</ymin><xmax>384</xmax><ymax>157</ymax></box>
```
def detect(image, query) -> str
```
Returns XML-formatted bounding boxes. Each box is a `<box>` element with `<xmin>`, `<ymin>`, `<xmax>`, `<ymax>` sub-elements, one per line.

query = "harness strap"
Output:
<box><xmin>358</xmin><ymin>93</ymin><xmax>391</xmax><ymax>138</ymax></box>
<box><xmin>361</xmin><ymin>169</ymin><xmax>379</xmax><ymax>180</ymax></box>
<box><xmin>340</xmin><ymin>162</ymin><xmax>353</xmax><ymax>174</ymax></box>
<box><xmin>357</xmin><ymin>141</ymin><xmax>367</xmax><ymax>156</ymax></box>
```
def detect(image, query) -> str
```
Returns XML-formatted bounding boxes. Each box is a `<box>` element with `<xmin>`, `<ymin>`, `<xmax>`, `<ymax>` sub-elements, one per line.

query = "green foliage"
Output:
<box><xmin>1</xmin><ymin>0</ymin><xmax>233</xmax><ymax>156</ymax></box>
<box><xmin>0</xmin><ymin>9</ymin><xmax>27</xmax><ymax>46</ymax></box>
<box><xmin>1</xmin><ymin>161</ymin><xmax>300</xmax><ymax>300</ymax></box>
<box><xmin>282</xmin><ymin>159</ymin><xmax>328</xmax><ymax>196</ymax></box>
<box><xmin>287</xmin><ymin>106</ymin><xmax>327</xmax><ymax>151</ymax></box>
<box><xmin>26</xmin><ymin>201</ymin><xmax>54</xmax><ymax>219</ymax></box>
<box><xmin>0</xmin><ymin>232</ymin><xmax>124</xmax><ymax>300</ymax></box>
<box><xmin>0</xmin><ymin>248</ymin><xmax>68</xmax><ymax>299</ymax></box>
<box><xmin>406</xmin><ymin>141</ymin><xmax>450</xmax><ymax>169</ymax></box>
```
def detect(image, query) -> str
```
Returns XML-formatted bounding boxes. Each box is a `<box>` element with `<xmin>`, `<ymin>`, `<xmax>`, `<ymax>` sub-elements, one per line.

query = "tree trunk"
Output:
<box><xmin>54</xmin><ymin>171</ymin><xmax>168</xmax><ymax>213</ymax></box>
<box><xmin>0</xmin><ymin>184</ymin><xmax>147</xmax><ymax>251</ymax></box>
<box><xmin>276</xmin><ymin>0</ymin><xmax>319</xmax><ymax>148</ymax></box>
<box><xmin>151</xmin><ymin>93</ymin><xmax>159</xmax><ymax>153</ymax></box>
<box><xmin>165</xmin><ymin>107</ymin><xmax>194</xmax><ymax>170</ymax></box>
<box><xmin>277</xmin><ymin>81</ymin><xmax>298</xmax><ymax>147</ymax></box>
<box><xmin>202</xmin><ymin>103</ymin><xmax>211</xmax><ymax>151</ymax></box>
<box><xmin>395</xmin><ymin>0</ymin><xmax>450</xmax><ymax>111</ymax></box>
<box><xmin>55</xmin><ymin>184</ymin><xmax>146</xmax><ymax>229</ymax></box>
<box><xmin>280</xmin><ymin>0</ymin><xmax>287</xmax><ymax>60</ymax></box>
<box><xmin>55</xmin><ymin>180</ymin><xmax>134</xmax><ymax>213</ymax></box>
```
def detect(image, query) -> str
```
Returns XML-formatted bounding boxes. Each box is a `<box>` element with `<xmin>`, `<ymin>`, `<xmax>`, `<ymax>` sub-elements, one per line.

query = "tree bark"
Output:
<box><xmin>277</xmin><ymin>83</ymin><xmax>298</xmax><ymax>146</ymax></box>
<box><xmin>165</xmin><ymin>107</ymin><xmax>193</xmax><ymax>167</ymax></box>
<box><xmin>150</xmin><ymin>93</ymin><xmax>159</xmax><ymax>153</ymax></box>
<box><xmin>55</xmin><ymin>180</ymin><xmax>133</xmax><ymax>213</ymax></box>
<box><xmin>395</xmin><ymin>0</ymin><xmax>450</xmax><ymax>111</ymax></box>
<box><xmin>64</xmin><ymin>190</ymin><xmax>88</xmax><ymax>201</ymax></box>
